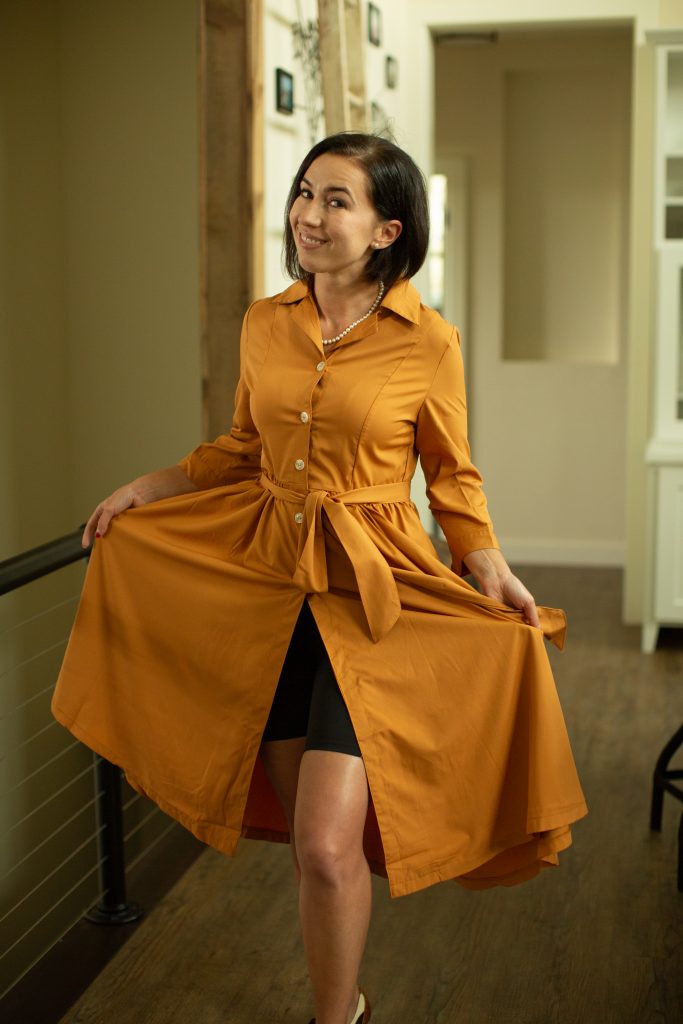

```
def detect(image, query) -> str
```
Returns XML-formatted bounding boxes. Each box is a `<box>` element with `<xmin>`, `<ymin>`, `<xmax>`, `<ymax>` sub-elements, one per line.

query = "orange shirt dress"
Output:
<box><xmin>51</xmin><ymin>278</ymin><xmax>587</xmax><ymax>898</ymax></box>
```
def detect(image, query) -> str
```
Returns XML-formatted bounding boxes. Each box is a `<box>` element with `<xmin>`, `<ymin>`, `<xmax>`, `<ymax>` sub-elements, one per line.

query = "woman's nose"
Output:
<box><xmin>299</xmin><ymin>202</ymin><xmax>323</xmax><ymax>225</ymax></box>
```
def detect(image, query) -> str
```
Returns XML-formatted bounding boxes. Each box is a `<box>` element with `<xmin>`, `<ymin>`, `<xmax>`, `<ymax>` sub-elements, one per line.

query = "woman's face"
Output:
<box><xmin>289</xmin><ymin>153</ymin><xmax>400</xmax><ymax>283</ymax></box>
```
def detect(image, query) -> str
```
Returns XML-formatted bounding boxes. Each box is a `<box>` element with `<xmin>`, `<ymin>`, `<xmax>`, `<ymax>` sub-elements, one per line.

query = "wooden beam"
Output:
<box><xmin>318</xmin><ymin>0</ymin><xmax>368</xmax><ymax>133</ymax></box>
<box><xmin>205</xmin><ymin>0</ymin><xmax>245</xmax><ymax>29</ymax></box>
<box><xmin>247</xmin><ymin>0</ymin><xmax>264</xmax><ymax>303</ymax></box>
<box><xmin>318</xmin><ymin>0</ymin><xmax>350</xmax><ymax>133</ymax></box>
<box><xmin>198</xmin><ymin>0</ymin><xmax>258</xmax><ymax>439</ymax></box>
<box><xmin>344</xmin><ymin>0</ymin><xmax>368</xmax><ymax>130</ymax></box>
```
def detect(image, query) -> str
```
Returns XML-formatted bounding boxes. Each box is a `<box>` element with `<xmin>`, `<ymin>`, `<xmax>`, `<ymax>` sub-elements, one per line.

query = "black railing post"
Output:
<box><xmin>85</xmin><ymin>756</ymin><xmax>143</xmax><ymax>925</ymax></box>
<box><xmin>1</xmin><ymin>530</ymin><xmax>146</xmax><ymax>927</ymax></box>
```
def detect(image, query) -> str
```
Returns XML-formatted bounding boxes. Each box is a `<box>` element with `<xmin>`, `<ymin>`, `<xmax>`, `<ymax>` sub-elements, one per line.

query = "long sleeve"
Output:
<box><xmin>177</xmin><ymin>306</ymin><xmax>262</xmax><ymax>489</ymax></box>
<box><xmin>415</xmin><ymin>327</ymin><xmax>498</xmax><ymax>574</ymax></box>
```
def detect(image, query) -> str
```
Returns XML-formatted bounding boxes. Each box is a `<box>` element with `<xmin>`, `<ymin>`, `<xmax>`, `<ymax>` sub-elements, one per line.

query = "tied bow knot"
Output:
<box><xmin>259</xmin><ymin>474</ymin><xmax>410</xmax><ymax>643</ymax></box>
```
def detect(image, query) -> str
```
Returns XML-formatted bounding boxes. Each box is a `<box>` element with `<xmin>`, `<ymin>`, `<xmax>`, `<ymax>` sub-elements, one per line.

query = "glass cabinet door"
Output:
<box><xmin>664</xmin><ymin>50</ymin><xmax>683</xmax><ymax>241</ymax></box>
<box><xmin>679</xmin><ymin>263</ymin><xmax>683</xmax><ymax>420</ymax></box>
<box><xmin>655</xmin><ymin>250</ymin><xmax>683</xmax><ymax>438</ymax></box>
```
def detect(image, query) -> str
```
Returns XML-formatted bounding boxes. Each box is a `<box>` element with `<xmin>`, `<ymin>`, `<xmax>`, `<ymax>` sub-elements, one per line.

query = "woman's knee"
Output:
<box><xmin>294</xmin><ymin>822</ymin><xmax>364</xmax><ymax>887</ymax></box>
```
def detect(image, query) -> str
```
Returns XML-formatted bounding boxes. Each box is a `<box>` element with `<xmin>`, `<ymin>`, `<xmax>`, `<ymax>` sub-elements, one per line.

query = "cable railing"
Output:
<box><xmin>0</xmin><ymin>530</ymin><xmax>146</xmax><ymax>998</ymax></box>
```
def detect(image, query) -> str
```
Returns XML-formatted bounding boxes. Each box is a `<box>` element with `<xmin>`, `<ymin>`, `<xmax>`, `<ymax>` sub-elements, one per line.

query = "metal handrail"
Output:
<box><xmin>0</xmin><ymin>528</ymin><xmax>89</xmax><ymax>594</ymax></box>
<box><xmin>1</xmin><ymin>528</ymin><xmax>143</xmax><ymax>925</ymax></box>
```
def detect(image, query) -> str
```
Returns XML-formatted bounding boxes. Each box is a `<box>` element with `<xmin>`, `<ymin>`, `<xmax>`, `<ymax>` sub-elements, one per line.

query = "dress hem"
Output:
<box><xmin>52</xmin><ymin>700</ymin><xmax>585</xmax><ymax>900</ymax></box>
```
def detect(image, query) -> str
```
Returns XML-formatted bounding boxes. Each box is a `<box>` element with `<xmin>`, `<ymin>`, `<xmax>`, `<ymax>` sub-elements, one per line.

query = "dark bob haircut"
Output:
<box><xmin>283</xmin><ymin>132</ymin><xmax>429</xmax><ymax>293</ymax></box>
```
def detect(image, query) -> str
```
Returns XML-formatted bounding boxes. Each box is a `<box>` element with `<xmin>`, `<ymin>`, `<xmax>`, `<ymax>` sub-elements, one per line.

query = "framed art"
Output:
<box><xmin>368</xmin><ymin>3</ymin><xmax>381</xmax><ymax>47</ymax></box>
<box><xmin>371</xmin><ymin>101</ymin><xmax>388</xmax><ymax>134</ymax></box>
<box><xmin>275</xmin><ymin>68</ymin><xmax>294</xmax><ymax>114</ymax></box>
<box><xmin>385</xmin><ymin>55</ymin><xmax>398</xmax><ymax>89</ymax></box>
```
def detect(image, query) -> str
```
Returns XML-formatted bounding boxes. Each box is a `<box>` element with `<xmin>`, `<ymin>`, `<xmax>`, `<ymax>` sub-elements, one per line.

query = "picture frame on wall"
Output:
<box><xmin>275</xmin><ymin>68</ymin><xmax>294</xmax><ymax>114</ymax></box>
<box><xmin>385</xmin><ymin>55</ymin><xmax>398</xmax><ymax>89</ymax></box>
<box><xmin>368</xmin><ymin>3</ymin><xmax>381</xmax><ymax>47</ymax></box>
<box><xmin>371</xmin><ymin>101</ymin><xmax>388</xmax><ymax>134</ymax></box>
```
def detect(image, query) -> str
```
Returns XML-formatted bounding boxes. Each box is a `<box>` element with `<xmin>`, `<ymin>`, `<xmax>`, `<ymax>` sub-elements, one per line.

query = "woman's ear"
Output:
<box><xmin>373</xmin><ymin>219</ymin><xmax>403</xmax><ymax>249</ymax></box>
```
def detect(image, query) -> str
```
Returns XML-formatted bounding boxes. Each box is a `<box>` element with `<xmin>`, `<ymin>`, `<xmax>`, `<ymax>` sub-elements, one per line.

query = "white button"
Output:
<box><xmin>294</xmin><ymin>511</ymin><xmax>304</xmax><ymax>524</ymax></box>
<box><xmin>316</xmin><ymin>360</ymin><xmax>326</xmax><ymax>372</ymax></box>
<box><xmin>294</xmin><ymin>458</ymin><xmax>305</xmax><ymax>470</ymax></box>
<box><xmin>299</xmin><ymin>411</ymin><xmax>309</xmax><ymax>423</ymax></box>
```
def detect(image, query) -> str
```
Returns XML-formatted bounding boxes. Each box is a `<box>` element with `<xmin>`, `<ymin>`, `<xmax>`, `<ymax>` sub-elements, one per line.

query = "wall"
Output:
<box><xmin>415</xmin><ymin>0</ymin><xmax>664</xmax><ymax>36</ymax></box>
<box><xmin>60</xmin><ymin>0</ymin><xmax>202</xmax><ymax>518</ymax></box>
<box><xmin>435</xmin><ymin>27</ymin><xmax>631</xmax><ymax>566</ymax></box>
<box><xmin>0</xmin><ymin>0</ymin><xmax>202</xmax><ymax>997</ymax></box>
<box><xmin>0</xmin><ymin>1</ymin><xmax>71</xmax><ymax>561</ymax></box>
<box><xmin>414</xmin><ymin>0</ymin><xmax>683</xmax><ymax>620</ymax></box>
<box><xmin>0</xmin><ymin>0</ymin><xmax>202</xmax><ymax>559</ymax></box>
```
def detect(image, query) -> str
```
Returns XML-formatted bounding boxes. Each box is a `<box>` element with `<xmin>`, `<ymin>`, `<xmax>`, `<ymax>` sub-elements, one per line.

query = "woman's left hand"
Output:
<box><xmin>462</xmin><ymin>548</ymin><xmax>541</xmax><ymax>628</ymax></box>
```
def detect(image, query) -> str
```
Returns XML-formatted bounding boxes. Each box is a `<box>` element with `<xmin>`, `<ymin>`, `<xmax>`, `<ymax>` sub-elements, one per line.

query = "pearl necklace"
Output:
<box><xmin>321</xmin><ymin>281</ymin><xmax>385</xmax><ymax>346</ymax></box>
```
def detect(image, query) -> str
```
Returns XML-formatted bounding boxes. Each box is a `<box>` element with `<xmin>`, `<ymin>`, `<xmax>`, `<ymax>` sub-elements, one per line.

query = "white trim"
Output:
<box><xmin>496</xmin><ymin>537</ymin><xmax>625</xmax><ymax>567</ymax></box>
<box><xmin>645</xmin><ymin>29</ymin><xmax>683</xmax><ymax>45</ymax></box>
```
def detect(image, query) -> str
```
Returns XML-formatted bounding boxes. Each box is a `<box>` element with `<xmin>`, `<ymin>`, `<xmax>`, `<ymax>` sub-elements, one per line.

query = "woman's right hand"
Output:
<box><xmin>82</xmin><ymin>466</ymin><xmax>199</xmax><ymax>548</ymax></box>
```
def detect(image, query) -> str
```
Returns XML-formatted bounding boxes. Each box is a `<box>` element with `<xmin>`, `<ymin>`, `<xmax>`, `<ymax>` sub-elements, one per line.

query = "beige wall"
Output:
<box><xmin>435</xmin><ymin>27</ymin><xmax>631</xmax><ymax>566</ymax></box>
<box><xmin>60</xmin><ymin>0</ymin><xmax>202</xmax><ymax>520</ymax></box>
<box><xmin>0</xmin><ymin>1</ymin><xmax>201</xmax><ymax>560</ymax></box>
<box><xmin>661</xmin><ymin>1</ymin><xmax>683</xmax><ymax>26</ymax></box>
<box><xmin>413</xmin><ymin>0</ymin><xmax>683</xmax><ymax>620</ymax></box>
<box><xmin>415</xmin><ymin>0</ymin><xmax>662</xmax><ymax>35</ymax></box>
<box><xmin>0</xmin><ymin>1</ymin><xmax>71</xmax><ymax>561</ymax></box>
<box><xmin>0</xmin><ymin>0</ymin><xmax>201</xmax><ymax>996</ymax></box>
<box><xmin>502</xmin><ymin>57</ymin><xmax>628</xmax><ymax>365</ymax></box>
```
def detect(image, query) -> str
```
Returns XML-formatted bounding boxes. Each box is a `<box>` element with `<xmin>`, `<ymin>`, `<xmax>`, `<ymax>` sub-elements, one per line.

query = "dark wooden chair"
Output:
<box><xmin>650</xmin><ymin>722</ymin><xmax>683</xmax><ymax>891</ymax></box>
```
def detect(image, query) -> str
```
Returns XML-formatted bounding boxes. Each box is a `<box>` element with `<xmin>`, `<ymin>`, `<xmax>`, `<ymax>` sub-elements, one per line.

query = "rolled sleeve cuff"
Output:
<box><xmin>434</xmin><ymin>512</ymin><xmax>499</xmax><ymax>575</ymax></box>
<box><xmin>176</xmin><ymin>449</ymin><xmax>229</xmax><ymax>491</ymax></box>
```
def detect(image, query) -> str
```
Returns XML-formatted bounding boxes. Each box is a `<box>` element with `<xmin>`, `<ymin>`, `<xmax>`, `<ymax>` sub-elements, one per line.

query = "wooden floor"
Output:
<box><xmin>56</xmin><ymin>568</ymin><xmax>683</xmax><ymax>1024</ymax></box>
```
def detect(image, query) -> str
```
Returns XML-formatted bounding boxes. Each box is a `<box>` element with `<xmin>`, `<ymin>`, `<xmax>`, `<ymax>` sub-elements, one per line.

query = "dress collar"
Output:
<box><xmin>272</xmin><ymin>277</ymin><xmax>422</xmax><ymax>326</ymax></box>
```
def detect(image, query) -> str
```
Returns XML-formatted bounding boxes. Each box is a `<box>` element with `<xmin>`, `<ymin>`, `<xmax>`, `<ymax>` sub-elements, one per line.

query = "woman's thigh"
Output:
<box><xmin>260</xmin><ymin>599</ymin><xmax>363</xmax><ymax>833</ymax></box>
<box><xmin>260</xmin><ymin>737</ymin><xmax>307</xmax><ymax>827</ymax></box>
<box><xmin>294</xmin><ymin>749</ymin><xmax>369</xmax><ymax>869</ymax></box>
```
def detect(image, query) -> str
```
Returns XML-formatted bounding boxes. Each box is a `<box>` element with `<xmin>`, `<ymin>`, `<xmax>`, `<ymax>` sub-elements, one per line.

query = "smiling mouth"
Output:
<box><xmin>297</xmin><ymin>228</ymin><xmax>326</xmax><ymax>248</ymax></box>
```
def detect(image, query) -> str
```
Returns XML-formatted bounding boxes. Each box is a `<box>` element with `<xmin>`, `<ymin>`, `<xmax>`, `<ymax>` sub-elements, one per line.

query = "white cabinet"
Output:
<box><xmin>643</xmin><ymin>34</ymin><xmax>683</xmax><ymax>653</ymax></box>
<box><xmin>657</xmin><ymin>48</ymin><xmax>683</xmax><ymax>245</ymax></box>
<box><xmin>653</xmin><ymin>467</ymin><xmax>683</xmax><ymax>622</ymax></box>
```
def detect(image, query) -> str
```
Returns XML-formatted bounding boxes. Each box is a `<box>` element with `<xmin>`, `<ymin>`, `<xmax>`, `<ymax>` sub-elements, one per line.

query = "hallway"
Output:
<box><xmin>52</xmin><ymin>567</ymin><xmax>682</xmax><ymax>1024</ymax></box>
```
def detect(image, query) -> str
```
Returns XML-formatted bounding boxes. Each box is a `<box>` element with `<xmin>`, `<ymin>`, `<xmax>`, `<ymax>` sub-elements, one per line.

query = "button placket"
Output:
<box><xmin>290</xmin><ymin>360</ymin><xmax>319</xmax><ymax>510</ymax></box>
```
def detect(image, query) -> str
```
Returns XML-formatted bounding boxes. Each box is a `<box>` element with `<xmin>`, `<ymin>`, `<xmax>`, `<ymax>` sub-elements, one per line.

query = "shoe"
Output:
<box><xmin>308</xmin><ymin>988</ymin><xmax>371</xmax><ymax>1024</ymax></box>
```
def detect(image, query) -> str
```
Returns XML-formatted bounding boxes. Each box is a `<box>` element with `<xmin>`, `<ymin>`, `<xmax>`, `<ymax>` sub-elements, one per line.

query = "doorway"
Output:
<box><xmin>433</xmin><ymin>25</ymin><xmax>632</xmax><ymax>566</ymax></box>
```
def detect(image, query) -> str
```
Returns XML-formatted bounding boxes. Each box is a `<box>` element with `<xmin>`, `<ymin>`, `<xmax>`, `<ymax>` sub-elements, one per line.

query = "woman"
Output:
<box><xmin>53</xmin><ymin>133</ymin><xmax>587</xmax><ymax>1024</ymax></box>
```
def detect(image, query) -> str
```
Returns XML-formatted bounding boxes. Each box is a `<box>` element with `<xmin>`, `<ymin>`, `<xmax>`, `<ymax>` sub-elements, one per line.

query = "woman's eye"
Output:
<box><xmin>329</xmin><ymin>198</ymin><xmax>346</xmax><ymax>208</ymax></box>
<box><xmin>299</xmin><ymin>188</ymin><xmax>312</xmax><ymax>199</ymax></box>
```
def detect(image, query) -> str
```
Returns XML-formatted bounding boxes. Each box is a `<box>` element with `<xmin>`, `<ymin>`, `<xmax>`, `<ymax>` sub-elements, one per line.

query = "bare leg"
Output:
<box><xmin>260</xmin><ymin>737</ymin><xmax>307</xmax><ymax>880</ymax></box>
<box><xmin>295</xmin><ymin>750</ymin><xmax>371</xmax><ymax>1024</ymax></box>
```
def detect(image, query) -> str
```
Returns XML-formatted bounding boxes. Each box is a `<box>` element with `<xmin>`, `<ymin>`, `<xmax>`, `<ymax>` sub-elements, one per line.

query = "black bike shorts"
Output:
<box><xmin>261</xmin><ymin>600</ymin><xmax>361</xmax><ymax>757</ymax></box>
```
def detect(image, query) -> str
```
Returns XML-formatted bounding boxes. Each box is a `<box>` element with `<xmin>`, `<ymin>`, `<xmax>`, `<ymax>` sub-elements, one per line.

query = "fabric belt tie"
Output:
<box><xmin>259</xmin><ymin>473</ymin><xmax>410</xmax><ymax>643</ymax></box>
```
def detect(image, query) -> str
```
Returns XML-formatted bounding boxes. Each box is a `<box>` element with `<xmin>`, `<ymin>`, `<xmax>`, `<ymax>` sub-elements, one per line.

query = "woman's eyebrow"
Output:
<box><xmin>301</xmin><ymin>176</ymin><xmax>353</xmax><ymax>198</ymax></box>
